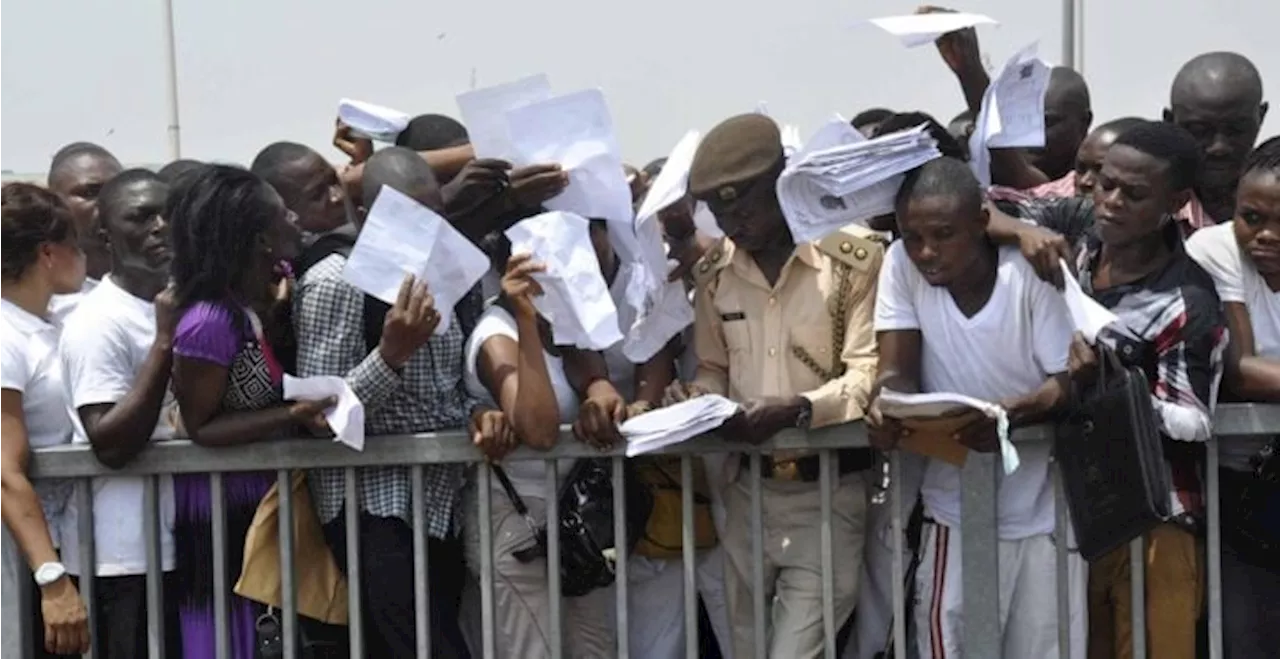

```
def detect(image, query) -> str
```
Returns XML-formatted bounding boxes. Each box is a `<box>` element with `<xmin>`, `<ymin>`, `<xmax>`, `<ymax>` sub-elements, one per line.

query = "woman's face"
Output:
<box><xmin>1233</xmin><ymin>169</ymin><xmax>1280</xmax><ymax>278</ymax></box>
<box><xmin>42</xmin><ymin>233</ymin><xmax>88</xmax><ymax>295</ymax></box>
<box><xmin>259</xmin><ymin>186</ymin><xmax>303</xmax><ymax>265</ymax></box>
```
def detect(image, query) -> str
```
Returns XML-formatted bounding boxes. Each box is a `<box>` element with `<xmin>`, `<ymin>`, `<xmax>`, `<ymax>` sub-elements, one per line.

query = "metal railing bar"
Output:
<box><xmin>344</xmin><ymin>468</ymin><xmax>364</xmax><ymax>658</ymax></box>
<box><xmin>611</xmin><ymin>457</ymin><xmax>630</xmax><ymax>659</ymax></box>
<box><xmin>277</xmin><ymin>470</ymin><xmax>297</xmax><ymax>659</ymax></box>
<box><xmin>749</xmin><ymin>452</ymin><xmax>766</xmax><ymax>659</ymax></box>
<box><xmin>477</xmin><ymin>466</ymin><xmax>496</xmax><ymax>659</ymax></box>
<box><xmin>210</xmin><ymin>473</ymin><xmax>231</xmax><ymax>659</ymax></box>
<box><xmin>411</xmin><ymin>465</ymin><xmax>431</xmax><ymax>659</ymax></box>
<box><xmin>819</xmin><ymin>450</ymin><xmax>836</xmax><ymax>659</ymax></box>
<box><xmin>74</xmin><ymin>479</ymin><xmax>98</xmax><ymax>659</ymax></box>
<box><xmin>681</xmin><ymin>454</ymin><xmax>699</xmax><ymax>659</ymax></box>
<box><xmin>545</xmin><ymin>461</ymin><xmax>563</xmax><ymax>659</ymax></box>
<box><xmin>890</xmin><ymin>451</ymin><xmax>907</xmax><ymax>657</ymax></box>
<box><xmin>1205</xmin><ymin>441</ymin><xmax>1222</xmax><ymax>659</ymax></box>
<box><xmin>144</xmin><ymin>475</ymin><xmax>166</xmax><ymax>659</ymax></box>
<box><xmin>1130</xmin><ymin>536</ymin><xmax>1147</xmax><ymax>659</ymax></box>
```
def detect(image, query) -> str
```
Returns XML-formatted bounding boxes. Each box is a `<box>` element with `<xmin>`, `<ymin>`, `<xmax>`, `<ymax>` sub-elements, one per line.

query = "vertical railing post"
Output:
<box><xmin>749</xmin><ymin>452</ymin><xmax>767</xmax><ymax>659</ymax></box>
<box><xmin>819</xmin><ymin>450</ymin><xmax>836</xmax><ymax>659</ymax></box>
<box><xmin>411</xmin><ymin>466</ymin><xmax>431</xmax><ymax>659</ymax></box>
<box><xmin>890</xmin><ymin>451</ymin><xmax>907</xmax><ymax>656</ymax></box>
<box><xmin>959</xmin><ymin>452</ymin><xmax>1001</xmax><ymax>657</ymax></box>
<box><xmin>1205</xmin><ymin>440</ymin><xmax>1223</xmax><ymax>659</ymax></box>
<box><xmin>2</xmin><ymin>527</ymin><xmax>32</xmax><ymax>659</ymax></box>
<box><xmin>277</xmin><ymin>470</ymin><xmax>297</xmax><ymax>659</ymax></box>
<box><xmin>545</xmin><ymin>461</ymin><xmax>563</xmax><ymax>659</ymax></box>
<box><xmin>1129</xmin><ymin>536</ymin><xmax>1147</xmax><ymax>659</ymax></box>
<box><xmin>681</xmin><ymin>455</ymin><xmax>699</xmax><ymax>659</ymax></box>
<box><xmin>75</xmin><ymin>479</ymin><xmax>98</xmax><ymax>659</ymax></box>
<box><xmin>210</xmin><ymin>474</ymin><xmax>231</xmax><ymax>659</ymax></box>
<box><xmin>612</xmin><ymin>457</ymin><xmax>631</xmax><ymax>659</ymax></box>
<box><xmin>144</xmin><ymin>475</ymin><xmax>167</xmax><ymax>659</ymax></box>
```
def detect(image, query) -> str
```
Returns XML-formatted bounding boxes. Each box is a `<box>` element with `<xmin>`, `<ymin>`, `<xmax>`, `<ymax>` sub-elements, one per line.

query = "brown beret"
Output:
<box><xmin>688</xmin><ymin>114</ymin><xmax>784</xmax><ymax>203</ymax></box>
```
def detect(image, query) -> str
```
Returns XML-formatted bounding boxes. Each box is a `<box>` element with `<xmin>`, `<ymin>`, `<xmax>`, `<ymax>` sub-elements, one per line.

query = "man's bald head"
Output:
<box><xmin>361</xmin><ymin>147</ymin><xmax>443</xmax><ymax>221</ymax></box>
<box><xmin>1171</xmin><ymin>52</ymin><xmax>1264</xmax><ymax>108</ymax></box>
<box><xmin>1165</xmin><ymin>51</ymin><xmax>1268</xmax><ymax>207</ymax></box>
<box><xmin>1029</xmin><ymin>67</ymin><xmax>1093</xmax><ymax>180</ymax></box>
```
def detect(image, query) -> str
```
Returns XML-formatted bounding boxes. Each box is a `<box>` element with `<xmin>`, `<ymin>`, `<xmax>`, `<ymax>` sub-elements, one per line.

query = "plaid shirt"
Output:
<box><xmin>1023</xmin><ymin>198</ymin><xmax>1229</xmax><ymax>519</ymax></box>
<box><xmin>293</xmin><ymin>254</ymin><xmax>481</xmax><ymax>537</ymax></box>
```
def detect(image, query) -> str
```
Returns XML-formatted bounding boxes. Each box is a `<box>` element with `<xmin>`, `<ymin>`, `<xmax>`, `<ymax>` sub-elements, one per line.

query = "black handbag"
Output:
<box><xmin>1055</xmin><ymin>342</ymin><xmax>1172</xmax><ymax>562</ymax></box>
<box><xmin>491</xmin><ymin>458</ymin><xmax>651</xmax><ymax>597</ymax></box>
<box><xmin>255</xmin><ymin>608</ymin><xmax>348</xmax><ymax>659</ymax></box>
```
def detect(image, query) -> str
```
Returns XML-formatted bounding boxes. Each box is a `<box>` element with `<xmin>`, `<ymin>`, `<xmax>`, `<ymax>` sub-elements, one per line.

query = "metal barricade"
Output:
<box><xmin>2</xmin><ymin>403</ymin><xmax>1275</xmax><ymax>658</ymax></box>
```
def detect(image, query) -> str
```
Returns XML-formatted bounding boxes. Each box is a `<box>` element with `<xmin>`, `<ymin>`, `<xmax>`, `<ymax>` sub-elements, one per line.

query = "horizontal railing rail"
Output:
<box><xmin>4</xmin><ymin>403</ymin><xmax>1276</xmax><ymax>659</ymax></box>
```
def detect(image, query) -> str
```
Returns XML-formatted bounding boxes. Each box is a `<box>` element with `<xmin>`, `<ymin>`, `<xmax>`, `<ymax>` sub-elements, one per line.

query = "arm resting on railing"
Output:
<box><xmin>172</xmin><ymin>355</ymin><xmax>299</xmax><ymax>446</ymax></box>
<box><xmin>1222</xmin><ymin>302</ymin><xmax>1280</xmax><ymax>402</ymax></box>
<box><xmin>75</xmin><ymin>336</ymin><xmax>175</xmax><ymax>469</ymax></box>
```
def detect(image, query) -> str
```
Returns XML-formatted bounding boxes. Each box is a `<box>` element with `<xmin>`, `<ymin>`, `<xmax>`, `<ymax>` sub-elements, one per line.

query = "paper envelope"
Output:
<box><xmin>894</xmin><ymin>409</ymin><xmax>986</xmax><ymax>466</ymax></box>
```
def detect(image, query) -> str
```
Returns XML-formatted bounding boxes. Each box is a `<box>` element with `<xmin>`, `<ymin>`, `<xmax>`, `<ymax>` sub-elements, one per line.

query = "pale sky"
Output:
<box><xmin>2</xmin><ymin>0</ymin><xmax>1277</xmax><ymax>174</ymax></box>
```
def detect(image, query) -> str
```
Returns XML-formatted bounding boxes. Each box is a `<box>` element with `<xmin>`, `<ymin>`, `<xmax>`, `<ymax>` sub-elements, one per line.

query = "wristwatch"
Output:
<box><xmin>34</xmin><ymin>562</ymin><xmax>67</xmax><ymax>587</ymax></box>
<box><xmin>795</xmin><ymin>399</ymin><xmax>813</xmax><ymax>430</ymax></box>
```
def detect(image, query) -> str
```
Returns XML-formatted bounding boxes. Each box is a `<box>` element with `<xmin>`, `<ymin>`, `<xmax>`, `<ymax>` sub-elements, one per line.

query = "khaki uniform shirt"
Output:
<box><xmin>690</xmin><ymin>225</ymin><xmax>883</xmax><ymax>431</ymax></box>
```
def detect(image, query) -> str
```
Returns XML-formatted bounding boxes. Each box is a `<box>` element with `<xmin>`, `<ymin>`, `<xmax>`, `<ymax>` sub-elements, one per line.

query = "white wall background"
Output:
<box><xmin>2</xmin><ymin>0</ymin><xmax>1277</xmax><ymax>173</ymax></box>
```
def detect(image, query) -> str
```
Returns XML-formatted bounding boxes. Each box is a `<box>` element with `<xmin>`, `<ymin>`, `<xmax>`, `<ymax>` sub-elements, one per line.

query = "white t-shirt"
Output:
<box><xmin>48</xmin><ymin>277</ymin><xmax>99</xmax><ymax>325</ymax></box>
<box><xmin>0</xmin><ymin>297</ymin><xmax>75</xmax><ymax>546</ymax></box>
<box><xmin>464</xmin><ymin>305</ymin><xmax>579</xmax><ymax>499</ymax></box>
<box><xmin>874</xmin><ymin>243</ymin><xmax>1073</xmax><ymax>540</ymax></box>
<box><xmin>1187</xmin><ymin>222</ymin><xmax>1280</xmax><ymax>471</ymax></box>
<box><xmin>58</xmin><ymin>276</ymin><xmax>177</xmax><ymax>576</ymax></box>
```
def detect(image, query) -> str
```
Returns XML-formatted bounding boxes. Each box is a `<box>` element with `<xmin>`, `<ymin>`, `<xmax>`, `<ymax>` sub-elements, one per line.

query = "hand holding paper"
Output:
<box><xmin>869</xmin><ymin>12</ymin><xmax>997</xmax><ymax>48</ymax></box>
<box><xmin>877</xmin><ymin>389</ymin><xmax>1020</xmax><ymax>474</ymax></box>
<box><xmin>1058</xmin><ymin>260</ymin><xmax>1118</xmax><ymax>343</ymax></box>
<box><xmin>620</xmin><ymin>395</ymin><xmax>741</xmax><ymax>457</ymax></box>
<box><xmin>505</xmin><ymin>211</ymin><xmax>623</xmax><ymax>350</ymax></box>
<box><xmin>284</xmin><ymin>375</ymin><xmax>365</xmax><ymax>451</ymax></box>
<box><xmin>343</xmin><ymin>185</ymin><xmax>490</xmax><ymax>335</ymax></box>
<box><xmin>337</xmin><ymin>98</ymin><xmax>410</xmax><ymax>142</ymax></box>
<box><xmin>968</xmin><ymin>42</ymin><xmax>1052</xmax><ymax>187</ymax></box>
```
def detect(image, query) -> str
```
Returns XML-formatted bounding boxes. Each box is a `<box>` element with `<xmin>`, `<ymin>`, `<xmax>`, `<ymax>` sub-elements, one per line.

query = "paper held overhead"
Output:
<box><xmin>342</xmin><ymin>185</ymin><xmax>490</xmax><ymax>335</ymax></box>
<box><xmin>455</xmin><ymin>74</ymin><xmax>553</xmax><ymax>160</ymax></box>
<box><xmin>968</xmin><ymin>42</ymin><xmax>1052</xmax><ymax>187</ymax></box>
<box><xmin>505</xmin><ymin>211</ymin><xmax>624</xmax><ymax>350</ymax></box>
<box><xmin>337</xmin><ymin>98</ymin><xmax>411</xmax><ymax>142</ymax></box>
<box><xmin>777</xmin><ymin>119</ymin><xmax>941</xmax><ymax>243</ymax></box>
<box><xmin>868</xmin><ymin>12</ymin><xmax>998</xmax><ymax>48</ymax></box>
<box><xmin>505</xmin><ymin>89</ymin><xmax>634</xmax><ymax>225</ymax></box>
<box><xmin>634</xmin><ymin>130</ymin><xmax>702</xmax><ymax>227</ymax></box>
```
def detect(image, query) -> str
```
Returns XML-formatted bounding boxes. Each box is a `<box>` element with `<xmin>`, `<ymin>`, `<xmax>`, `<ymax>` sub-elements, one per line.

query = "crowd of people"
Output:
<box><xmin>1</xmin><ymin>13</ymin><xmax>1277</xmax><ymax>659</ymax></box>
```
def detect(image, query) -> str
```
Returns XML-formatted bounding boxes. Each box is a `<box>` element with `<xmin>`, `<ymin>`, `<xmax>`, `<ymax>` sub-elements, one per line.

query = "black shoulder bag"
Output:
<box><xmin>1055</xmin><ymin>342</ymin><xmax>1171</xmax><ymax>562</ymax></box>
<box><xmin>490</xmin><ymin>459</ymin><xmax>651</xmax><ymax>597</ymax></box>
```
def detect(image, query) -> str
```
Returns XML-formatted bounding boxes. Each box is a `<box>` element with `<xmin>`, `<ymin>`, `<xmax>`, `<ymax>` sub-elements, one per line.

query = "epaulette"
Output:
<box><xmin>693</xmin><ymin>237</ymin><xmax>734</xmax><ymax>291</ymax></box>
<box><xmin>815</xmin><ymin>224</ymin><xmax>885</xmax><ymax>272</ymax></box>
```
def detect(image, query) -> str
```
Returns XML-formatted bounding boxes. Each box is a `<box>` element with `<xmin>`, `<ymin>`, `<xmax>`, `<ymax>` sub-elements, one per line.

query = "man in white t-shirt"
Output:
<box><xmin>867</xmin><ymin>158</ymin><xmax>1086</xmax><ymax>659</ymax></box>
<box><xmin>59</xmin><ymin>169</ymin><xmax>182</xmax><ymax>658</ymax></box>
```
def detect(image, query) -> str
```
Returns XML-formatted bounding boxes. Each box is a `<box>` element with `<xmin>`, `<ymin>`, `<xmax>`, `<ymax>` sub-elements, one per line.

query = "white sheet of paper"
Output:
<box><xmin>283</xmin><ymin>375</ymin><xmax>365</xmax><ymax>451</ymax></box>
<box><xmin>455</xmin><ymin>74</ymin><xmax>553</xmax><ymax>159</ymax></box>
<box><xmin>1059</xmin><ymin>260</ymin><xmax>1119</xmax><ymax>344</ymax></box>
<box><xmin>878</xmin><ymin>388</ymin><xmax>1020</xmax><ymax>474</ymax></box>
<box><xmin>505</xmin><ymin>89</ymin><xmax>634</xmax><ymax>225</ymax></box>
<box><xmin>338</xmin><ymin>98</ymin><xmax>410</xmax><ymax>142</ymax></box>
<box><xmin>869</xmin><ymin>13</ymin><xmax>998</xmax><ymax>48</ymax></box>
<box><xmin>985</xmin><ymin>43</ymin><xmax>1051</xmax><ymax>148</ymax></box>
<box><xmin>620</xmin><ymin>394</ymin><xmax>740</xmax><ymax>457</ymax></box>
<box><xmin>505</xmin><ymin>211</ymin><xmax>623</xmax><ymax>350</ymax></box>
<box><xmin>343</xmin><ymin>186</ymin><xmax>489</xmax><ymax>334</ymax></box>
<box><xmin>692</xmin><ymin>202</ymin><xmax>723</xmax><ymax>238</ymax></box>
<box><xmin>635</xmin><ymin>130</ymin><xmax>702</xmax><ymax>226</ymax></box>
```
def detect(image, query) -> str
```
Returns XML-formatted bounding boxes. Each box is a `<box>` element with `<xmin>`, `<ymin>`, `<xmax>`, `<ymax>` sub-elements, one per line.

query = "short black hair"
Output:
<box><xmin>894</xmin><ymin>157</ymin><xmax>984</xmax><ymax>218</ymax></box>
<box><xmin>156</xmin><ymin>159</ymin><xmax>205</xmax><ymax>184</ymax></box>
<box><xmin>874</xmin><ymin>112</ymin><xmax>969</xmax><ymax>162</ymax></box>
<box><xmin>1242</xmin><ymin>135</ymin><xmax>1280</xmax><ymax>178</ymax></box>
<box><xmin>2</xmin><ymin>183</ymin><xmax>78</xmax><ymax>281</ymax></box>
<box><xmin>167</xmin><ymin>164</ymin><xmax>282</xmax><ymax>308</ymax></box>
<box><xmin>97</xmin><ymin>169</ymin><xmax>164</xmax><ymax>226</ymax></box>
<box><xmin>361</xmin><ymin>146</ymin><xmax>440</xmax><ymax>208</ymax></box>
<box><xmin>250</xmin><ymin>141</ymin><xmax>318</xmax><ymax>191</ymax></box>
<box><xmin>1094</xmin><ymin>116</ymin><xmax>1147</xmax><ymax>138</ymax></box>
<box><xmin>47</xmin><ymin>142</ymin><xmax>120</xmax><ymax>185</ymax></box>
<box><xmin>852</xmin><ymin>108</ymin><xmax>895</xmax><ymax>131</ymax></box>
<box><xmin>1109</xmin><ymin>121</ymin><xmax>1202</xmax><ymax>191</ymax></box>
<box><xmin>395</xmin><ymin>114</ymin><xmax>470</xmax><ymax>150</ymax></box>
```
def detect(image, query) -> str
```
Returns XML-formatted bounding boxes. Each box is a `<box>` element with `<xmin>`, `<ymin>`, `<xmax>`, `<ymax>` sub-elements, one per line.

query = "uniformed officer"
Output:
<box><xmin>662</xmin><ymin>113</ymin><xmax>883</xmax><ymax>658</ymax></box>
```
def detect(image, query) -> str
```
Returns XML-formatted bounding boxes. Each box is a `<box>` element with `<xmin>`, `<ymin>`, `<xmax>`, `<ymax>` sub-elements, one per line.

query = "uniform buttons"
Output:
<box><xmin>768</xmin><ymin>348</ymin><xmax>777</xmax><ymax>357</ymax></box>
<box><xmin>768</xmin><ymin>296</ymin><xmax>777</xmax><ymax>306</ymax></box>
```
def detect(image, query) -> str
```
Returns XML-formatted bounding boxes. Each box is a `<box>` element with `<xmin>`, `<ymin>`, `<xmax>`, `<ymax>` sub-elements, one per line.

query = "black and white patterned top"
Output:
<box><xmin>293</xmin><ymin>254</ymin><xmax>481</xmax><ymax>537</ymax></box>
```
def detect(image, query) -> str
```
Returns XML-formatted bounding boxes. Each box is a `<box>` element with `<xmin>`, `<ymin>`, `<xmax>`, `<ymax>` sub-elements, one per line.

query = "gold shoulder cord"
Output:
<box><xmin>790</xmin><ymin>261</ymin><xmax>853</xmax><ymax>382</ymax></box>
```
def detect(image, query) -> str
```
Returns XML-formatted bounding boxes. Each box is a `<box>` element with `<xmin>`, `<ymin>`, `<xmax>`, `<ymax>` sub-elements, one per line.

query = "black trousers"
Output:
<box><xmin>32</xmin><ymin>573</ymin><xmax>182</xmax><ymax>659</ymax></box>
<box><xmin>322</xmin><ymin>512</ymin><xmax>470</xmax><ymax>659</ymax></box>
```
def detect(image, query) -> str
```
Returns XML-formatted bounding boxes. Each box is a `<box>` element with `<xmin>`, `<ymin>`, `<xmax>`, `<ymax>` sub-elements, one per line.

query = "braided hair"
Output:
<box><xmin>167</xmin><ymin>164</ymin><xmax>282</xmax><ymax>309</ymax></box>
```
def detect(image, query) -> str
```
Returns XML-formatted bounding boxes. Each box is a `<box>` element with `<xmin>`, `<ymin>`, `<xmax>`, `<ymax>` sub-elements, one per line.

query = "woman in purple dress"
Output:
<box><xmin>166</xmin><ymin>165</ymin><xmax>334</xmax><ymax>658</ymax></box>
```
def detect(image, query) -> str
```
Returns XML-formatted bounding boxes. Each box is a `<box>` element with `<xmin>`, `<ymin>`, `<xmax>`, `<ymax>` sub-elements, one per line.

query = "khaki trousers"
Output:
<box><xmin>722</xmin><ymin>470</ymin><xmax>868</xmax><ymax>659</ymax></box>
<box><xmin>1086</xmin><ymin>523</ymin><xmax>1203</xmax><ymax>659</ymax></box>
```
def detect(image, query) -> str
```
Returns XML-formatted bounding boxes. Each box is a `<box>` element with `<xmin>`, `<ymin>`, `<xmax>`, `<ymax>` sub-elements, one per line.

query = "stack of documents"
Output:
<box><xmin>343</xmin><ymin>185</ymin><xmax>491</xmax><ymax>334</ymax></box>
<box><xmin>337</xmin><ymin>98</ymin><xmax>411</xmax><ymax>143</ymax></box>
<box><xmin>969</xmin><ymin>42</ymin><xmax>1052</xmax><ymax>187</ymax></box>
<box><xmin>620</xmin><ymin>395</ymin><xmax>741</xmax><ymax>457</ymax></box>
<box><xmin>878</xmin><ymin>389</ymin><xmax>1020</xmax><ymax>474</ymax></box>
<box><xmin>777</xmin><ymin>120</ymin><xmax>942</xmax><ymax>243</ymax></box>
<box><xmin>505</xmin><ymin>211</ymin><xmax>623</xmax><ymax>350</ymax></box>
